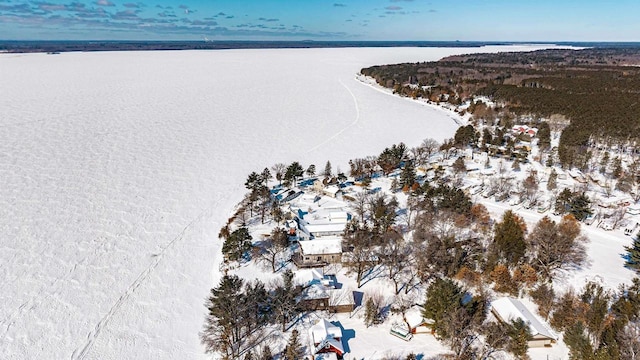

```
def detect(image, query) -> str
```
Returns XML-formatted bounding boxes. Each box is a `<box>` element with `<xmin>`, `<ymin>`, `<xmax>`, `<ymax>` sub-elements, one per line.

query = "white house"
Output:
<box><xmin>323</xmin><ymin>185</ymin><xmax>343</xmax><ymax>198</ymax></box>
<box><xmin>490</xmin><ymin>297</ymin><xmax>558</xmax><ymax>348</ymax></box>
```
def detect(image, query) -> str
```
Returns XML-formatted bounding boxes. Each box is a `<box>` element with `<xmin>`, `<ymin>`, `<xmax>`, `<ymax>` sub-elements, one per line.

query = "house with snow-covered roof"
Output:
<box><xmin>296</xmin><ymin>207</ymin><xmax>351</xmax><ymax>240</ymax></box>
<box><xmin>293</xmin><ymin>237</ymin><xmax>343</xmax><ymax>268</ymax></box>
<box><xmin>297</xmin><ymin>269</ymin><xmax>355</xmax><ymax>312</ymax></box>
<box><xmin>308</xmin><ymin>319</ymin><xmax>345</xmax><ymax>360</ymax></box>
<box><xmin>323</xmin><ymin>185</ymin><xmax>343</xmax><ymax>198</ymax></box>
<box><xmin>490</xmin><ymin>297</ymin><xmax>558</xmax><ymax>348</ymax></box>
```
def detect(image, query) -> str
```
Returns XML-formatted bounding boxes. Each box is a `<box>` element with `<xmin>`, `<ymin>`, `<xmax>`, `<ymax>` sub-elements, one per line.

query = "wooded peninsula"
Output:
<box><xmin>360</xmin><ymin>47</ymin><xmax>640</xmax><ymax>168</ymax></box>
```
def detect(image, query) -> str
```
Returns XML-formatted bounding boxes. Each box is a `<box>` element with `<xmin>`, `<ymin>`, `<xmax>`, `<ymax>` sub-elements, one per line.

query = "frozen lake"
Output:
<box><xmin>0</xmin><ymin>45</ymin><xmax>558</xmax><ymax>359</ymax></box>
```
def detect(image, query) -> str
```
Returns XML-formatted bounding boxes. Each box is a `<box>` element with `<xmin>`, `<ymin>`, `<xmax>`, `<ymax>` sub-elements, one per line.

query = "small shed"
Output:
<box><xmin>404</xmin><ymin>306</ymin><xmax>434</xmax><ymax>334</ymax></box>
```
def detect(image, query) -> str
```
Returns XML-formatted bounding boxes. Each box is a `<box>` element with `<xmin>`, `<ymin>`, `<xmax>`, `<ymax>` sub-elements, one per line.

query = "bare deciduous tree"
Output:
<box><xmin>526</xmin><ymin>214</ymin><xmax>588</xmax><ymax>280</ymax></box>
<box><xmin>619</xmin><ymin>321</ymin><xmax>640</xmax><ymax>360</ymax></box>
<box><xmin>252</xmin><ymin>228</ymin><xmax>289</xmax><ymax>273</ymax></box>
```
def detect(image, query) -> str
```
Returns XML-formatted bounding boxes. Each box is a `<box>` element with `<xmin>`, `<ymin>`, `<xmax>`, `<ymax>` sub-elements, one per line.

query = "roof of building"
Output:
<box><xmin>299</xmin><ymin>238</ymin><xmax>343</xmax><ymax>255</ymax></box>
<box><xmin>490</xmin><ymin>297</ymin><xmax>557</xmax><ymax>340</ymax></box>
<box><xmin>304</xmin><ymin>223</ymin><xmax>346</xmax><ymax>235</ymax></box>
<box><xmin>302</xmin><ymin>282</ymin><xmax>330</xmax><ymax>300</ymax></box>
<box><xmin>309</xmin><ymin>319</ymin><xmax>344</xmax><ymax>355</ymax></box>
<box><xmin>328</xmin><ymin>288</ymin><xmax>354</xmax><ymax>306</ymax></box>
<box><xmin>324</xmin><ymin>185</ymin><xmax>342</xmax><ymax>195</ymax></box>
<box><xmin>404</xmin><ymin>306</ymin><xmax>433</xmax><ymax>329</ymax></box>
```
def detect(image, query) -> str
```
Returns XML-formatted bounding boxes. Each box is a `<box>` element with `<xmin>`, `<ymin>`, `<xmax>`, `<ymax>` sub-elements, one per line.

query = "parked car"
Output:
<box><xmin>584</xmin><ymin>213</ymin><xmax>597</xmax><ymax>225</ymax></box>
<box><xmin>537</xmin><ymin>204</ymin><xmax>550</xmax><ymax>214</ymax></box>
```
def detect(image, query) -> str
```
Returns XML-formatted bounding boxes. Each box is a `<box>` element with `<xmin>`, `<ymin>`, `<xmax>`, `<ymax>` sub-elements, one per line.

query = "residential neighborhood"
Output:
<box><xmin>207</xmin><ymin>98</ymin><xmax>640</xmax><ymax>359</ymax></box>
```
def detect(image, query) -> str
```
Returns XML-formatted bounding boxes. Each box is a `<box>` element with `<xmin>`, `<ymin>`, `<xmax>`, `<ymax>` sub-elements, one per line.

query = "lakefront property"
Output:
<box><xmin>206</xmin><ymin>59</ymin><xmax>640</xmax><ymax>358</ymax></box>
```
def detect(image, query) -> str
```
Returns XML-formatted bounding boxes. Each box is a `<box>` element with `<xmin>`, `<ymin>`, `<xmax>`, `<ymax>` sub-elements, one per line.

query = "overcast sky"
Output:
<box><xmin>1</xmin><ymin>0</ymin><xmax>638</xmax><ymax>41</ymax></box>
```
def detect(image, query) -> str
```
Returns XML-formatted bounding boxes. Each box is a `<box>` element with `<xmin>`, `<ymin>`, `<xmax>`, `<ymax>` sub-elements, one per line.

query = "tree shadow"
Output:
<box><xmin>360</xmin><ymin>265</ymin><xmax>386</xmax><ymax>287</ymax></box>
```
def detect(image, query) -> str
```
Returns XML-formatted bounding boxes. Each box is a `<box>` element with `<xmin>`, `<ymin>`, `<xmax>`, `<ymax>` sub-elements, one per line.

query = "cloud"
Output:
<box><xmin>95</xmin><ymin>0</ymin><xmax>114</xmax><ymax>7</ymax></box>
<box><xmin>225</xmin><ymin>15</ymin><xmax>233</xmax><ymax>19</ymax></box>
<box><xmin>428</xmin><ymin>9</ymin><xmax>436</xmax><ymax>13</ymax></box>
<box><xmin>333</xmin><ymin>3</ymin><xmax>346</xmax><ymax>6</ymax></box>
<box><xmin>75</xmin><ymin>7</ymin><xmax>109</xmax><ymax>18</ymax></box>
<box><xmin>190</xmin><ymin>19</ymin><xmax>217</xmax><ymax>26</ymax></box>
<box><xmin>157</xmin><ymin>11</ymin><xmax>176</xmax><ymax>18</ymax></box>
<box><xmin>1</xmin><ymin>2</ymin><xmax>35</xmax><ymax>13</ymax></box>
<box><xmin>0</xmin><ymin>0</ymin><xmax>349</xmax><ymax>40</ymax></box>
<box><xmin>111</xmin><ymin>9</ymin><xmax>139</xmax><ymax>20</ymax></box>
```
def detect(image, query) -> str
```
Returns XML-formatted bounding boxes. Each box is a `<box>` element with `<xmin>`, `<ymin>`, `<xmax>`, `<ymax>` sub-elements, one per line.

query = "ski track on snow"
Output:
<box><xmin>70</xmin><ymin>205</ymin><xmax>212</xmax><ymax>360</ymax></box>
<box><xmin>306</xmin><ymin>78</ymin><xmax>360</xmax><ymax>154</ymax></box>
<box><xmin>0</xmin><ymin>236</ymin><xmax>111</xmax><ymax>341</ymax></box>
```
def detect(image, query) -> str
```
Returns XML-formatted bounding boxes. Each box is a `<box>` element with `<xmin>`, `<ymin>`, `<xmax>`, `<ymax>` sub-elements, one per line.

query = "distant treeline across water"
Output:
<box><xmin>2</xmin><ymin>40</ymin><xmax>640</xmax><ymax>54</ymax></box>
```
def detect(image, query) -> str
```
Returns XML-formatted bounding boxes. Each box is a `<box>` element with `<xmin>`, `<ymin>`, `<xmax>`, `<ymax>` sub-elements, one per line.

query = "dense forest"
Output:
<box><xmin>361</xmin><ymin>48</ymin><xmax>640</xmax><ymax>167</ymax></box>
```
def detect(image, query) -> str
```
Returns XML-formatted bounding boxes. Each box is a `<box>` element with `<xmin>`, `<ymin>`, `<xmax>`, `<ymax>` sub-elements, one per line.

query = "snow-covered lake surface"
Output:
<box><xmin>0</xmin><ymin>45</ymin><xmax>566</xmax><ymax>359</ymax></box>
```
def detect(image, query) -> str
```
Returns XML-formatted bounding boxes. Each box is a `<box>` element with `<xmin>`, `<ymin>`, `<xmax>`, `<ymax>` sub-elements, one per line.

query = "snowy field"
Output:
<box><xmin>0</xmin><ymin>45</ymin><xmax>566</xmax><ymax>359</ymax></box>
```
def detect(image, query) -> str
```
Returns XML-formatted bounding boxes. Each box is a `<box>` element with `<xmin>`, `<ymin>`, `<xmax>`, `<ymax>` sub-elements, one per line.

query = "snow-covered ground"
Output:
<box><xmin>0</xmin><ymin>45</ymin><xmax>569</xmax><ymax>359</ymax></box>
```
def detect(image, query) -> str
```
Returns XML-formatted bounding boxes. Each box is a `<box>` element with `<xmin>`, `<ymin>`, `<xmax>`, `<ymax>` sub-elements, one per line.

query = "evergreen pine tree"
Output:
<box><xmin>399</xmin><ymin>159</ymin><xmax>417</xmax><ymax>190</ymax></box>
<box><xmin>625</xmin><ymin>234</ymin><xmax>640</xmax><ymax>273</ymax></box>
<box><xmin>507</xmin><ymin>319</ymin><xmax>532</xmax><ymax>359</ymax></box>
<box><xmin>537</xmin><ymin>121</ymin><xmax>551</xmax><ymax>150</ymax></box>
<box><xmin>221</xmin><ymin>227</ymin><xmax>253</xmax><ymax>262</ymax></box>
<box><xmin>201</xmin><ymin>275</ymin><xmax>246</xmax><ymax>357</ymax></box>
<box><xmin>261</xmin><ymin>167</ymin><xmax>272</xmax><ymax>187</ymax></box>
<box><xmin>491</xmin><ymin>210</ymin><xmax>526</xmax><ymax>265</ymax></box>
<box><xmin>284</xmin><ymin>162</ymin><xmax>304</xmax><ymax>187</ymax></box>
<box><xmin>547</xmin><ymin>168</ymin><xmax>557</xmax><ymax>191</ymax></box>
<box><xmin>306</xmin><ymin>164</ymin><xmax>316</xmax><ymax>178</ymax></box>
<box><xmin>323</xmin><ymin>160</ymin><xmax>332</xmax><ymax>178</ymax></box>
<box><xmin>283</xmin><ymin>329</ymin><xmax>304</xmax><ymax>360</ymax></box>
<box><xmin>422</xmin><ymin>277</ymin><xmax>464</xmax><ymax>339</ymax></box>
<box><xmin>364</xmin><ymin>297</ymin><xmax>377</xmax><ymax>327</ymax></box>
<box><xmin>569</xmin><ymin>192</ymin><xmax>592</xmax><ymax>221</ymax></box>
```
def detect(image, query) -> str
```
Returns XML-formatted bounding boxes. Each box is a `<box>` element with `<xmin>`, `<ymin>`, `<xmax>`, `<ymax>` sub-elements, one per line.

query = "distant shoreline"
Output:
<box><xmin>1</xmin><ymin>40</ymin><xmax>639</xmax><ymax>54</ymax></box>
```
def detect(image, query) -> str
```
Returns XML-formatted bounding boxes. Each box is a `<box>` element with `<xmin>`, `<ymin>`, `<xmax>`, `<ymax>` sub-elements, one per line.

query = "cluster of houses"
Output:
<box><xmin>269</xmin><ymin>175</ymin><xmax>561</xmax><ymax>359</ymax></box>
<box><xmin>284</xmin><ymin>190</ymin><xmax>350</xmax><ymax>268</ymax></box>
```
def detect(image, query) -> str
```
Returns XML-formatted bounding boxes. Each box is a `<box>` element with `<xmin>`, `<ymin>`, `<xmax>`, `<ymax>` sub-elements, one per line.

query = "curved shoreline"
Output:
<box><xmin>354</xmin><ymin>73</ymin><xmax>467</xmax><ymax>128</ymax></box>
